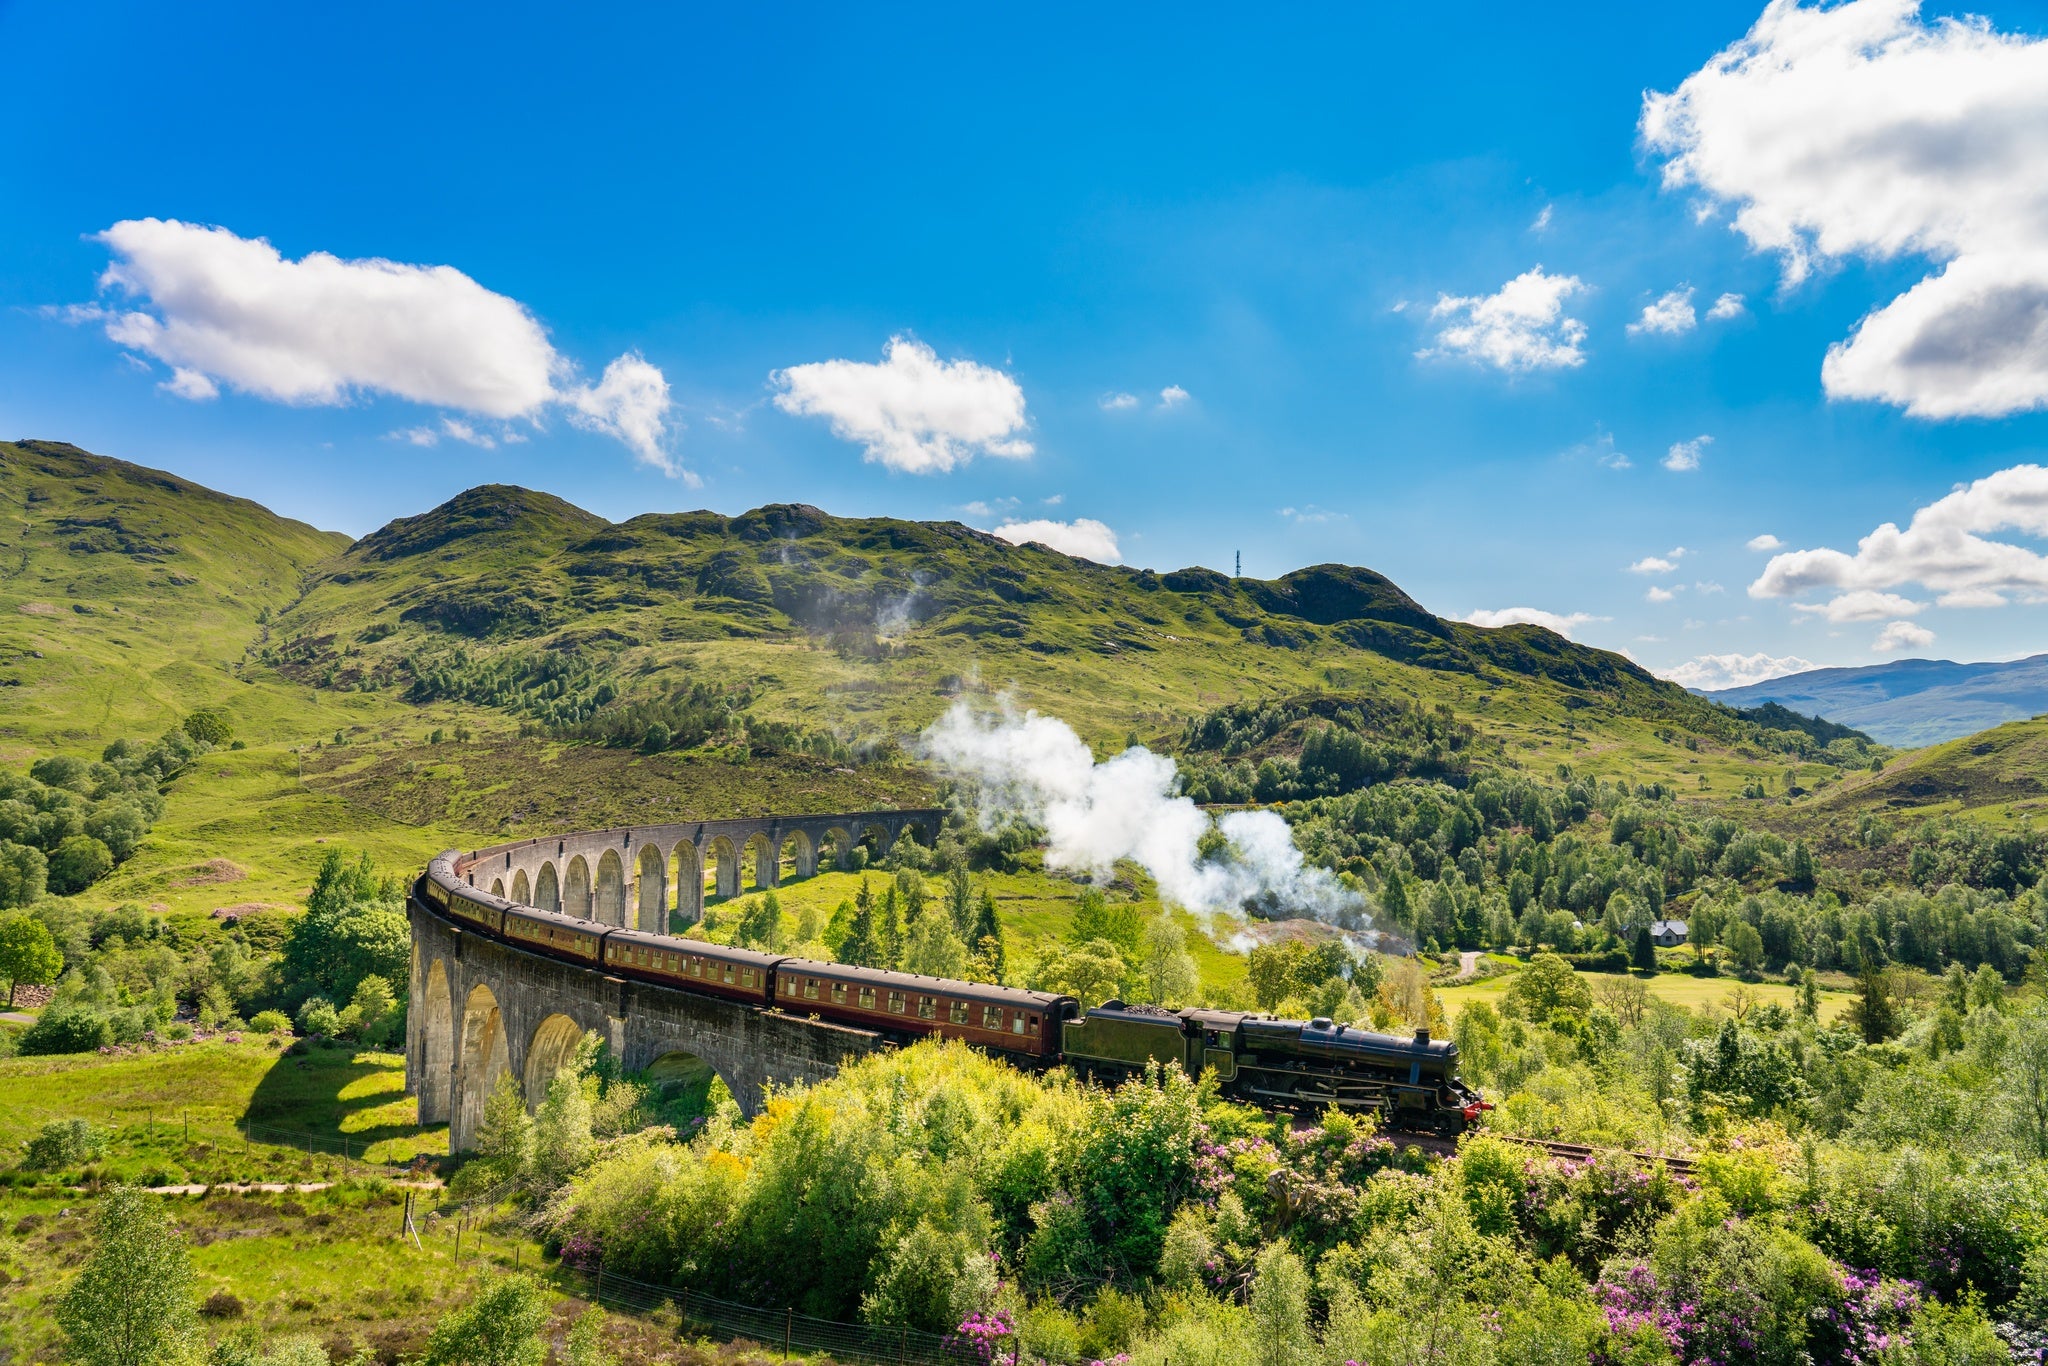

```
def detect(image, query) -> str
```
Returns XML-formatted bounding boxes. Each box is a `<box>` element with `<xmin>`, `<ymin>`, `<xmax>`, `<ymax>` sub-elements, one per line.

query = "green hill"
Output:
<box><xmin>0</xmin><ymin>440</ymin><xmax>350</xmax><ymax>754</ymax></box>
<box><xmin>263</xmin><ymin>487</ymin><xmax>1807</xmax><ymax>796</ymax></box>
<box><xmin>1809</xmin><ymin>716</ymin><xmax>2048</xmax><ymax>825</ymax></box>
<box><xmin>0</xmin><ymin>448</ymin><xmax>1882</xmax><ymax>925</ymax></box>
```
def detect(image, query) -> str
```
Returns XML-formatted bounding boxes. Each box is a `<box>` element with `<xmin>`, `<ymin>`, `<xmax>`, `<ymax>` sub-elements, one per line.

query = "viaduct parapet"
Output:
<box><xmin>406</xmin><ymin>807</ymin><xmax>940</xmax><ymax>1151</ymax></box>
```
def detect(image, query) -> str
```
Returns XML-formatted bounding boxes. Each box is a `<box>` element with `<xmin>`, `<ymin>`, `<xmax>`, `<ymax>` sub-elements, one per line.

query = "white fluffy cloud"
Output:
<box><xmin>1659</xmin><ymin>651</ymin><xmax>1816</xmax><ymax>689</ymax></box>
<box><xmin>1463</xmin><ymin>607</ymin><xmax>1605</xmax><ymax>638</ymax></box>
<box><xmin>1629</xmin><ymin>288</ymin><xmax>1698</xmax><ymax>337</ymax></box>
<box><xmin>1874</xmin><ymin>619</ymin><xmax>1936</xmax><ymax>652</ymax></box>
<box><xmin>1751</xmin><ymin>463</ymin><xmax>2048</xmax><ymax>603</ymax></box>
<box><xmin>1421</xmin><ymin>267</ymin><xmax>1589</xmax><ymax>372</ymax></box>
<box><xmin>1792</xmin><ymin>589</ymin><xmax>1925</xmax><ymax>622</ymax></box>
<box><xmin>1099</xmin><ymin>392</ymin><xmax>1139</xmax><ymax>411</ymax></box>
<box><xmin>1643</xmin><ymin>0</ymin><xmax>2048</xmax><ymax>418</ymax></box>
<box><xmin>1708</xmin><ymin>292</ymin><xmax>1748</xmax><ymax>320</ymax></box>
<box><xmin>773</xmin><ymin>337</ymin><xmax>1032</xmax><ymax>474</ymax></box>
<box><xmin>1159</xmin><ymin>384</ymin><xmax>1190</xmax><ymax>408</ymax></box>
<box><xmin>1646</xmin><ymin>585</ymin><xmax>1680</xmax><ymax>603</ymax></box>
<box><xmin>1664</xmin><ymin>434</ymin><xmax>1712</xmax><ymax>471</ymax></box>
<box><xmin>1629</xmin><ymin>548</ymin><xmax>1687</xmax><ymax>574</ymax></box>
<box><xmin>992</xmin><ymin>517</ymin><xmax>1121</xmax><ymax>564</ymax></box>
<box><xmin>79</xmin><ymin>218</ymin><xmax>681</xmax><ymax>473</ymax></box>
<box><xmin>1747</xmin><ymin>533</ymin><xmax>1783</xmax><ymax>551</ymax></box>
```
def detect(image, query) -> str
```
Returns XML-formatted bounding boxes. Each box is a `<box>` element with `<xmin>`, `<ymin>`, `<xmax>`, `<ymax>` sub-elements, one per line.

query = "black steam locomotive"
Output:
<box><xmin>1062</xmin><ymin>1001</ymin><xmax>1489</xmax><ymax>1133</ymax></box>
<box><xmin>421</xmin><ymin>851</ymin><xmax>1488</xmax><ymax>1134</ymax></box>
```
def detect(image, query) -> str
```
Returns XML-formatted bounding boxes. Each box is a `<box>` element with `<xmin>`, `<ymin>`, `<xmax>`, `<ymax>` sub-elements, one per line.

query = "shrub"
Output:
<box><xmin>23</xmin><ymin>1118</ymin><xmax>108</xmax><ymax>1170</ymax></box>
<box><xmin>19</xmin><ymin>1005</ymin><xmax>114</xmax><ymax>1055</ymax></box>
<box><xmin>248</xmin><ymin>1010</ymin><xmax>291</xmax><ymax>1036</ymax></box>
<box><xmin>199</xmin><ymin>1290</ymin><xmax>245</xmax><ymax>1319</ymax></box>
<box><xmin>296</xmin><ymin>997</ymin><xmax>340</xmax><ymax>1038</ymax></box>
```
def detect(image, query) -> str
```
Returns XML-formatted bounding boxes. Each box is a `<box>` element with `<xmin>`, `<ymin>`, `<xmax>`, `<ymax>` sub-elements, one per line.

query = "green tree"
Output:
<box><xmin>900</xmin><ymin>913</ymin><xmax>970</xmax><ymax>978</ymax></box>
<box><xmin>1724</xmin><ymin>919</ymin><xmax>1766</xmax><ymax>974</ymax></box>
<box><xmin>55</xmin><ymin>1187</ymin><xmax>198</xmax><ymax>1366</ymax></box>
<box><xmin>1031</xmin><ymin>941</ymin><xmax>1126</xmax><ymax>1009</ymax></box>
<box><xmin>1137</xmin><ymin>916</ymin><xmax>1200</xmax><ymax>1006</ymax></box>
<box><xmin>1504</xmin><ymin>952</ymin><xmax>1593</xmax><ymax>1020</ymax></box>
<box><xmin>1380</xmin><ymin>871</ymin><xmax>1410</xmax><ymax>933</ymax></box>
<box><xmin>181</xmin><ymin>710</ymin><xmax>234</xmax><ymax>747</ymax></box>
<box><xmin>1070</xmin><ymin>889</ymin><xmax>1143</xmax><ymax>958</ymax></box>
<box><xmin>1249</xmin><ymin>1244</ymin><xmax>1315</xmax><ymax>1366</ymax></box>
<box><xmin>971</xmin><ymin>886</ymin><xmax>1006</xmax><ymax>980</ymax></box>
<box><xmin>878</xmin><ymin>885</ymin><xmax>903</xmax><ymax>969</ymax></box>
<box><xmin>47</xmin><ymin>834</ymin><xmax>115</xmax><ymax>895</ymax></box>
<box><xmin>280</xmin><ymin>851</ymin><xmax>408</xmax><ymax>1004</ymax></box>
<box><xmin>1846</xmin><ymin>969</ymin><xmax>1901</xmax><ymax>1044</ymax></box>
<box><xmin>475</xmin><ymin>1072</ymin><xmax>535</xmax><ymax>1180</ymax></box>
<box><xmin>946</xmin><ymin>864</ymin><xmax>975</xmax><ymax>938</ymax></box>
<box><xmin>1631</xmin><ymin>923</ymin><xmax>1657</xmax><ymax>974</ymax></box>
<box><xmin>1248</xmin><ymin>941</ymin><xmax>1306</xmax><ymax>1012</ymax></box>
<box><xmin>0</xmin><ymin>913</ymin><xmax>63</xmax><ymax>1007</ymax></box>
<box><xmin>421</xmin><ymin>1273</ymin><xmax>551</xmax><ymax>1366</ymax></box>
<box><xmin>564</xmin><ymin>1307</ymin><xmax>616</xmax><ymax>1366</ymax></box>
<box><xmin>838</xmin><ymin>879</ymin><xmax>882</xmax><ymax>968</ymax></box>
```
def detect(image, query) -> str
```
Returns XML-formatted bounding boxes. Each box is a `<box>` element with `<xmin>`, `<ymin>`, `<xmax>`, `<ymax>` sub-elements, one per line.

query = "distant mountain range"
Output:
<box><xmin>1706</xmin><ymin>655</ymin><xmax>2048</xmax><ymax>748</ymax></box>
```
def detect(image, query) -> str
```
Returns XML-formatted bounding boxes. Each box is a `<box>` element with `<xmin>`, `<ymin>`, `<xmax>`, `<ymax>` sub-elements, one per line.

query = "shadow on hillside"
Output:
<box><xmin>241</xmin><ymin>1044</ymin><xmax>430</xmax><ymax>1148</ymax></box>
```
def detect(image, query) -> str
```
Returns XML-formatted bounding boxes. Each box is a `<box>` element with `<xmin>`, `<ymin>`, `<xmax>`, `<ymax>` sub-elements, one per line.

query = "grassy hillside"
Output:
<box><xmin>0</xmin><ymin>441</ymin><xmax>350</xmax><ymax>756</ymax></box>
<box><xmin>0</xmin><ymin>448</ymin><xmax>1895</xmax><ymax>944</ymax></box>
<box><xmin>263</xmin><ymin>486</ymin><xmax>1819</xmax><ymax>797</ymax></box>
<box><xmin>1806</xmin><ymin>716</ymin><xmax>2048</xmax><ymax>827</ymax></box>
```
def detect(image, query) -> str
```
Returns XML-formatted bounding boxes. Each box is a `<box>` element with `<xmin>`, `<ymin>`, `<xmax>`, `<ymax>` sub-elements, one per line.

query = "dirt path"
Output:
<box><xmin>145</xmin><ymin>1180</ymin><xmax>441</xmax><ymax>1195</ymax></box>
<box><xmin>1455</xmin><ymin>951</ymin><xmax>1482</xmax><ymax>981</ymax></box>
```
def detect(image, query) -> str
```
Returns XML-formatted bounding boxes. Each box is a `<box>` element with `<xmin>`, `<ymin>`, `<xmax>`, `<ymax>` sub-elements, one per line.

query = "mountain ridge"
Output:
<box><xmin>1707</xmin><ymin>653</ymin><xmax>2048</xmax><ymax>747</ymax></box>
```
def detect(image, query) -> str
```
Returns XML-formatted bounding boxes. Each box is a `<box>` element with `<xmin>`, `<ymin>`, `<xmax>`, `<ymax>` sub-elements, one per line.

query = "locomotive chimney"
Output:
<box><xmin>1414</xmin><ymin>1028</ymin><xmax>1430</xmax><ymax>1045</ymax></box>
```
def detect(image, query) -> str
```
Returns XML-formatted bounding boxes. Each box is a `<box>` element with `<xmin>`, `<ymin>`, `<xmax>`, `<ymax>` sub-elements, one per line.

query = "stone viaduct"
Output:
<box><xmin>406</xmin><ymin>808</ymin><xmax>943</xmax><ymax>1151</ymax></box>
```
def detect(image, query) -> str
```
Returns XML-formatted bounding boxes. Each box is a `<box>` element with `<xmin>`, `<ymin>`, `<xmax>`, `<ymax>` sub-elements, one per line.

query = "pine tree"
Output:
<box><xmin>971</xmin><ymin>885</ymin><xmax>1006</xmax><ymax>980</ymax></box>
<box><xmin>946</xmin><ymin>865</ymin><xmax>975</xmax><ymax>939</ymax></box>
<box><xmin>1631</xmin><ymin>924</ymin><xmax>1656</xmax><ymax>973</ymax></box>
<box><xmin>1847</xmin><ymin>968</ymin><xmax>1900</xmax><ymax>1044</ymax></box>
<box><xmin>838</xmin><ymin>879</ymin><xmax>881</xmax><ymax>967</ymax></box>
<box><xmin>1380</xmin><ymin>872</ymin><xmax>1410</xmax><ymax>933</ymax></box>
<box><xmin>879</xmin><ymin>885</ymin><xmax>902</xmax><ymax>970</ymax></box>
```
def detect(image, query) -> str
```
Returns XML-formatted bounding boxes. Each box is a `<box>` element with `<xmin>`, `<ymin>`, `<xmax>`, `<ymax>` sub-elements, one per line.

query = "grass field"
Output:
<box><xmin>1432</xmin><ymin>962</ymin><xmax>1854</xmax><ymax>1025</ymax></box>
<box><xmin>0</xmin><ymin>1038</ymin><xmax>445</xmax><ymax>1185</ymax></box>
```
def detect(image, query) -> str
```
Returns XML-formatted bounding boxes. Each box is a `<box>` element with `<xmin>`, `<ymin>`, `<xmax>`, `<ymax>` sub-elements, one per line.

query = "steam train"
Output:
<box><xmin>419</xmin><ymin>852</ymin><xmax>1489</xmax><ymax>1133</ymax></box>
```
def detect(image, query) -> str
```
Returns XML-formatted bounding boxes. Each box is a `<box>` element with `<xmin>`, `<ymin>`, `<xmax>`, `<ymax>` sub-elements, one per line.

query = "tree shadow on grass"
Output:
<box><xmin>242</xmin><ymin>1044</ymin><xmax>437</xmax><ymax>1149</ymax></box>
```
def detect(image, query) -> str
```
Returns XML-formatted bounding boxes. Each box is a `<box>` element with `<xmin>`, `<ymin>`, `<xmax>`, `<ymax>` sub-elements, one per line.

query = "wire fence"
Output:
<box><xmin>236</xmin><ymin>1119</ymin><xmax>422</xmax><ymax>1178</ymax></box>
<box><xmin>565</xmin><ymin>1266</ymin><xmax>1000</xmax><ymax>1366</ymax></box>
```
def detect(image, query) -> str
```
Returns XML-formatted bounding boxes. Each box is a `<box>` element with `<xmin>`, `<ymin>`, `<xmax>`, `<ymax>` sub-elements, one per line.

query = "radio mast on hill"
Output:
<box><xmin>1234</xmin><ymin>551</ymin><xmax>1240</xmax><ymax>578</ymax></box>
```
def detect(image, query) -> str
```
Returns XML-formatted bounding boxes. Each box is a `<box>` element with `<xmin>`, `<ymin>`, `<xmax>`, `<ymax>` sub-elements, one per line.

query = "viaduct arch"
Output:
<box><xmin>406</xmin><ymin>806</ymin><xmax>942</xmax><ymax>1151</ymax></box>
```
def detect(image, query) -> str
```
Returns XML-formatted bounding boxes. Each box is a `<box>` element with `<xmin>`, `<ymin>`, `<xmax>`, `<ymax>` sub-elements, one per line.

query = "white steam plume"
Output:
<box><xmin>917</xmin><ymin>700</ymin><xmax>1367</xmax><ymax>933</ymax></box>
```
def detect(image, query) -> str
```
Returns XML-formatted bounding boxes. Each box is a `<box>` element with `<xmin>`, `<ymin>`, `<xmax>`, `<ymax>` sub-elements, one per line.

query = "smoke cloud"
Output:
<box><xmin>917</xmin><ymin>701</ymin><xmax>1367</xmax><ymax>933</ymax></box>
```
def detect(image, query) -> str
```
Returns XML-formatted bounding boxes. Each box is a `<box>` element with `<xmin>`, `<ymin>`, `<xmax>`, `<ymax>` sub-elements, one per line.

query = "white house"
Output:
<box><xmin>1650</xmin><ymin>919</ymin><xmax>1689</xmax><ymax>948</ymax></box>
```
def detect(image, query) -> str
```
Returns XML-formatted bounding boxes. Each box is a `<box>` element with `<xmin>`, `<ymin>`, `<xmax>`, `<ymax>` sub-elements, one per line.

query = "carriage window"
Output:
<box><xmin>783</xmin><ymin>976</ymin><xmax>796</xmax><ymax>995</ymax></box>
<box><xmin>723</xmin><ymin>964</ymin><xmax>735</xmax><ymax>984</ymax></box>
<box><xmin>1027</xmin><ymin>1015</ymin><xmax>1040</xmax><ymax>1035</ymax></box>
<box><xmin>805</xmin><ymin>978</ymin><xmax>819</xmax><ymax>1000</ymax></box>
<box><xmin>1013</xmin><ymin>1014</ymin><xmax>1027</xmax><ymax>1035</ymax></box>
<box><xmin>888</xmin><ymin>992</ymin><xmax>905</xmax><ymax>1014</ymax></box>
<box><xmin>919</xmin><ymin>996</ymin><xmax>936</xmax><ymax>1020</ymax></box>
<box><xmin>949</xmin><ymin>1000</ymin><xmax>968</xmax><ymax>1024</ymax></box>
<box><xmin>858</xmin><ymin>987</ymin><xmax>877</xmax><ymax>1009</ymax></box>
<box><xmin>831</xmin><ymin>982</ymin><xmax>847</xmax><ymax>1004</ymax></box>
<box><xmin>690</xmin><ymin>958</ymin><xmax>703</xmax><ymax>977</ymax></box>
<box><xmin>742</xmin><ymin>968</ymin><xmax>755</xmax><ymax>987</ymax></box>
<box><xmin>983</xmin><ymin>1005</ymin><xmax>1003</xmax><ymax>1029</ymax></box>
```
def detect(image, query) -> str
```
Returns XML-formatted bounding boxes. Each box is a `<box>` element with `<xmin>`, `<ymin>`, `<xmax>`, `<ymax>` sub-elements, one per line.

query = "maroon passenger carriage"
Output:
<box><xmin>422</xmin><ymin>849</ymin><xmax>1075</xmax><ymax>1064</ymax></box>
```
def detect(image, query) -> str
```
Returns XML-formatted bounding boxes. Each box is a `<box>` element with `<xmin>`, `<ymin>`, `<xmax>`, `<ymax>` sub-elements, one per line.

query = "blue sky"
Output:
<box><xmin>4</xmin><ymin>0</ymin><xmax>2048</xmax><ymax>688</ymax></box>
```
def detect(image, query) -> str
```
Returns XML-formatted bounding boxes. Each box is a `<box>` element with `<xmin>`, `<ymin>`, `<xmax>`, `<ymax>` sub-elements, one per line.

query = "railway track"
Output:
<box><xmin>1380</xmin><ymin>1128</ymin><xmax>1696</xmax><ymax>1178</ymax></box>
